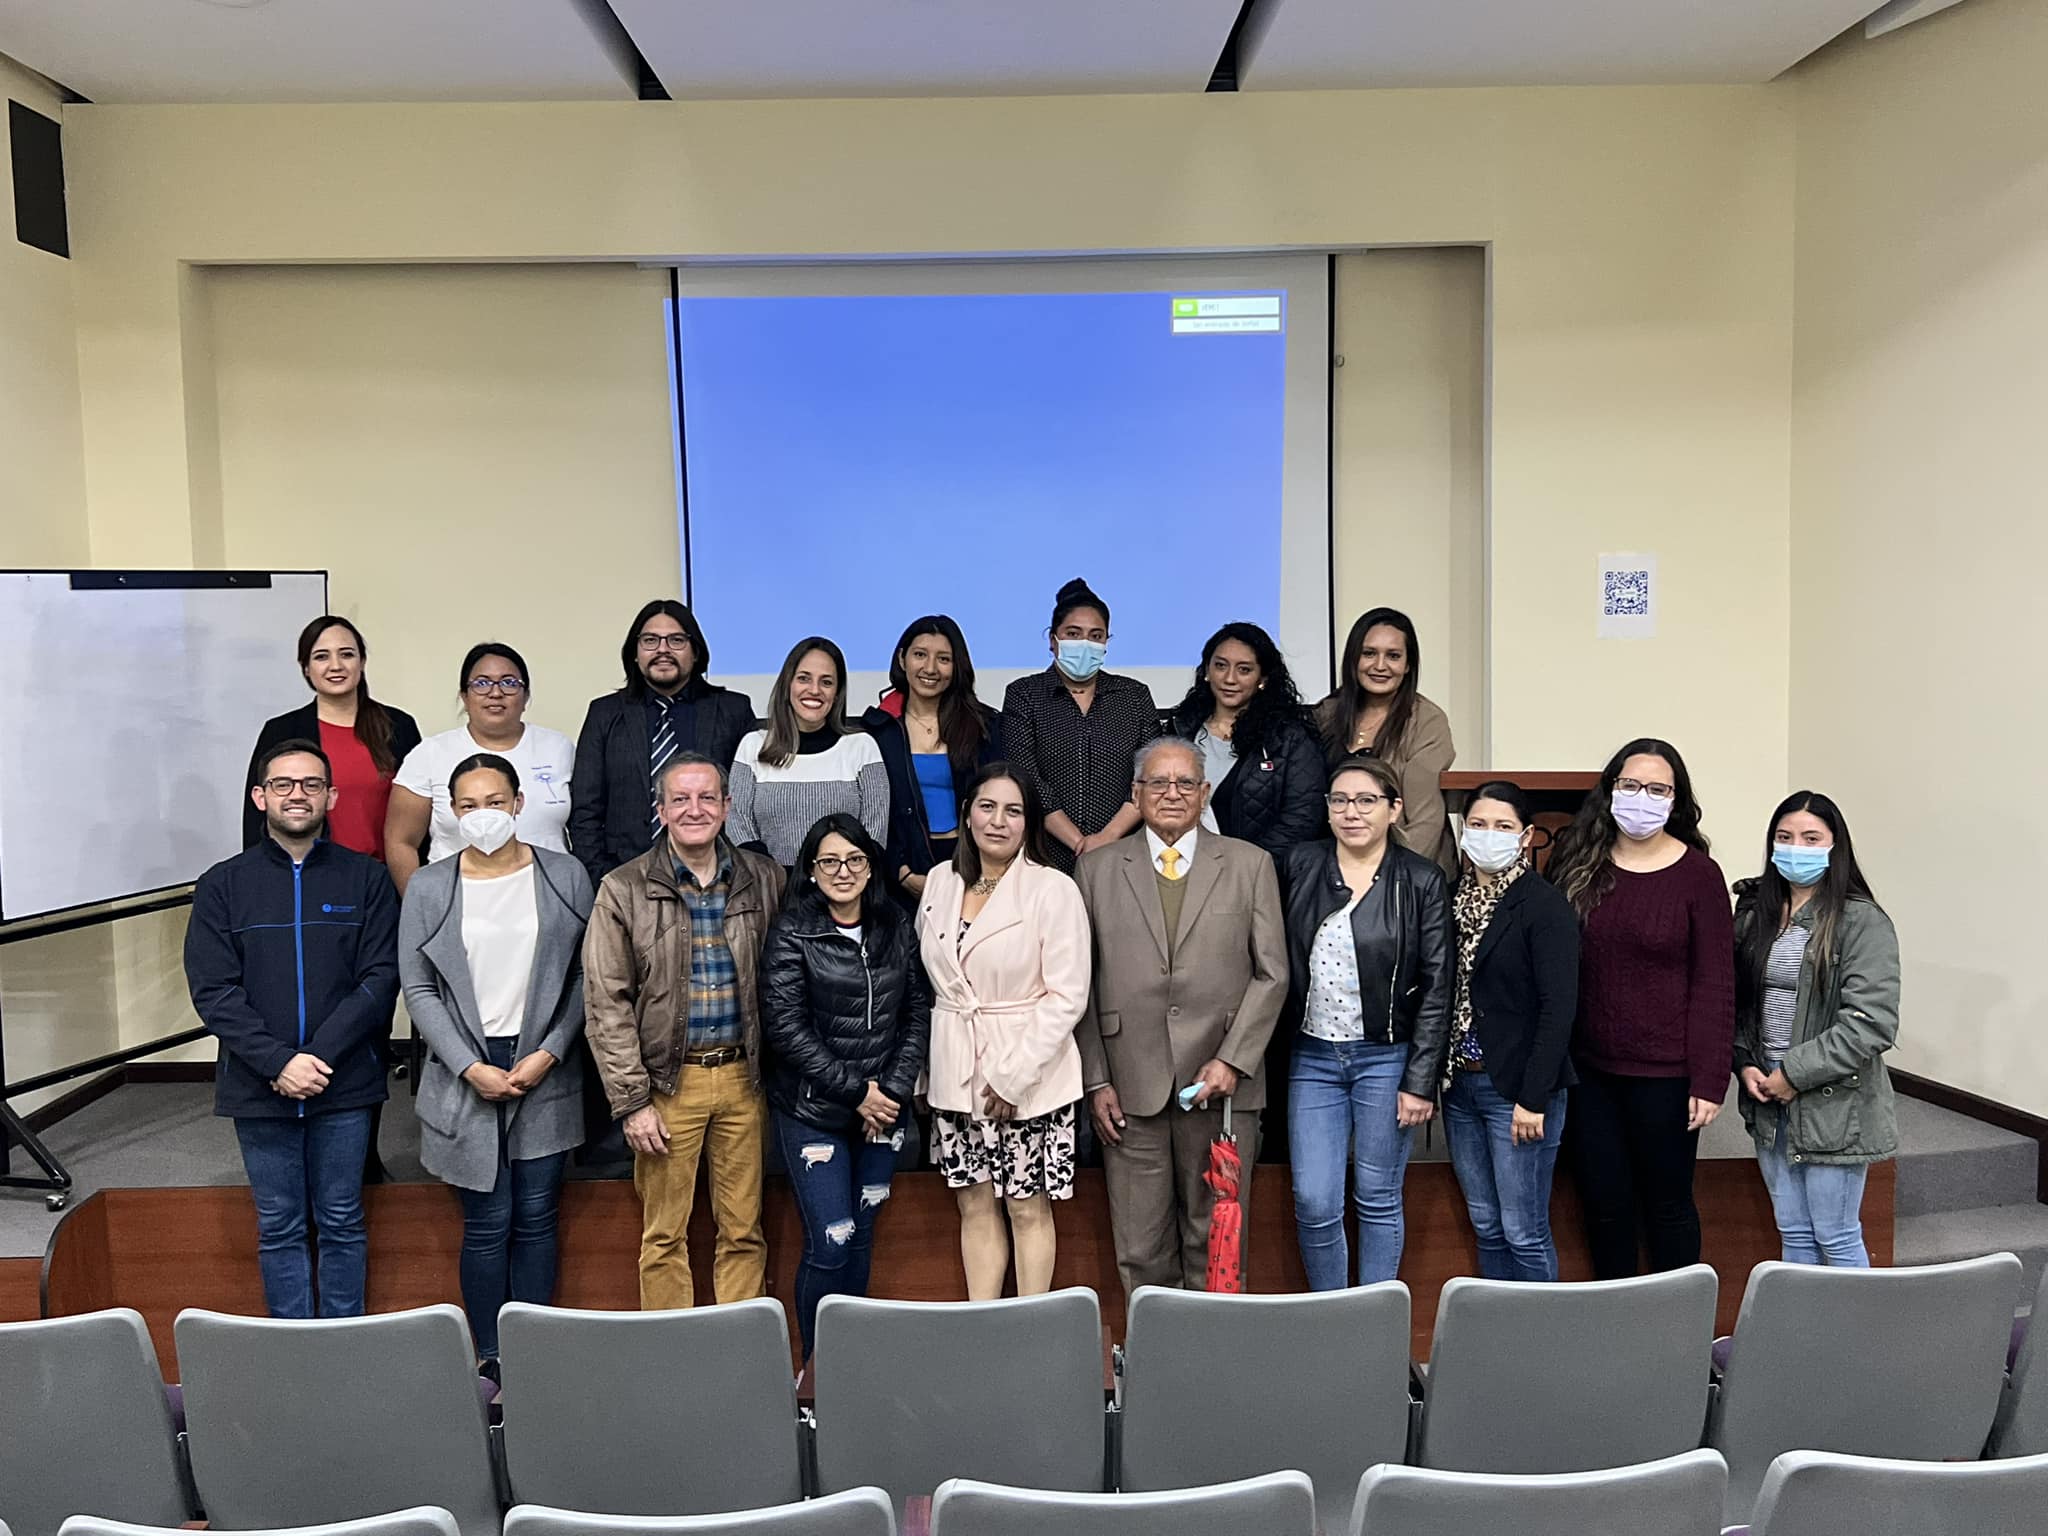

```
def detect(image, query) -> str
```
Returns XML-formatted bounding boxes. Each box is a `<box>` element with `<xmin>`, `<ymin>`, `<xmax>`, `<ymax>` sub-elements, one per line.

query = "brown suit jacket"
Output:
<box><xmin>1072</xmin><ymin>829</ymin><xmax>1288</xmax><ymax>1117</ymax></box>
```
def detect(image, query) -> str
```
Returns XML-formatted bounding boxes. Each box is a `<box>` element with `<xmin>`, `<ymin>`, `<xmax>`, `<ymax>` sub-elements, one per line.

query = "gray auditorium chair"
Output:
<box><xmin>1415</xmin><ymin>1266</ymin><xmax>1718</xmax><ymax>1473</ymax></box>
<box><xmin>811</xmin><ymin>1289</ymin><xmax>1105</xmax><ymax>1506</ymax></box>
<box><xmin>498</xmin><ymin>1300</ymin><xmax>803</xmax><ymax>1514</ymax></box>
<box><xmin>1117</xmin><ymin>1284</ymin><xmax>1407</xmax><ymax>1529</ymax></box>
<box><xmin>1747</xmin><ymin>1448</ymin><xmax>2048</xmax><ymax>1535</ymax></box>
<box><xmin>59</xmin><ymin>1511</ymin><xmax>461</xmax><ymax>1536</ymax></box>
<box><xmin>0</xmin><ymin>1308</ymin><xmax>192</xmax><ymax>1536</ymax></box>
<box><xmin>1989</xmin><ymin>1266</ymin><xmax>2048</xmax><ymax>1457</ymax></box>
<box><xmin>930</xmin><ymin>1471</ymin><xmax>1314</xmax><ymax>1536</ymax></box>
<box><xmin>175</xmin><ymin>1305</ymin><xmax>501</xmax><ymax>1536</ymax></box>
<box><xmin>1707</xmin><ymin>1253</ymin><xmax>2021</xmax><ymax>1525</ymax></box>
<box><xmin>502</xmin><ymin>1490</ymin><xmax>895</xmax><ymax>1536</ymax></box>
<box><xmin>1349</xmin><ymin>1449</ymin><xmax>1727</xmax><ymax>1536</ymax></box>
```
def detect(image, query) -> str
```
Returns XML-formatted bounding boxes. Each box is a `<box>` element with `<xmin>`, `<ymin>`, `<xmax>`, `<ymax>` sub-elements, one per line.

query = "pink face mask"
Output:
<box><xmin>1612</xmin><ymin>790</ymin><xmax>1673</xmax><ymax>840</ymax></box>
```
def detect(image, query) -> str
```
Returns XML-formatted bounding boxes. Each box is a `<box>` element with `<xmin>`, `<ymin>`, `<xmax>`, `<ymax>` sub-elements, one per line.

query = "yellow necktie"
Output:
<box><xmin>1161</xmin><ymin>847</ymin><xmax>1184</xmax><ymax>881</ymax></box>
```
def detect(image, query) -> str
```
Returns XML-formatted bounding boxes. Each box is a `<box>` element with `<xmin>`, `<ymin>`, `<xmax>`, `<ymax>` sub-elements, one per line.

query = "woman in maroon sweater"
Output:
<box><xmin>1547</xmin><ymin>737</ymin><xmax>1735</xmax><ymax>1277</ymax></box>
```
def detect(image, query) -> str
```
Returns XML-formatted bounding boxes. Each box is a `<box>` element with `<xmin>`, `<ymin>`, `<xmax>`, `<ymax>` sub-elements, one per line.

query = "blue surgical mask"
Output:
<box><xmin>1772</xmin><ymin>844</ymin><xmax>1830</xmax><ymax>887</ymax></box>
<box><xmin>1055</xmin><ymin>638</ymin><xmax>1107</xmax><ymax>681</ymax></box>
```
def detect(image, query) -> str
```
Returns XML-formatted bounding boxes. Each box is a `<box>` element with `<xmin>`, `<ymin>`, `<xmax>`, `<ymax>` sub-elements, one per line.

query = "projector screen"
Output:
<box><xmin>668</xmin><ymin>256</ymin><xmax>1331</xmax><ymax>717</ymax></box>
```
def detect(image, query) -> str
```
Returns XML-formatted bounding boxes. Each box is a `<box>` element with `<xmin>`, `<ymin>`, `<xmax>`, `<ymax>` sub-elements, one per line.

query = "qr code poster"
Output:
<box><xmin>1597</xmin><ymin>553</ymin><xmax>1657</xmax><ymax>638</ymax></box>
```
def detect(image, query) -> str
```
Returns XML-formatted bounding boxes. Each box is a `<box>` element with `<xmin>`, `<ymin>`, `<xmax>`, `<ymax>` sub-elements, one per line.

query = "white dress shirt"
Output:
<box><xmin>1143</xmin><ymin>825</ymin><xmax>1199</xmax><ymax>879</ymax></box>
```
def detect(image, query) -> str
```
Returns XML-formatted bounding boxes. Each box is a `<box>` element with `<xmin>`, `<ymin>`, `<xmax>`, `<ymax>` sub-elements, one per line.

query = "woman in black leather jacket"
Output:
<box><xmin>1277</xmin><ymin>756</ymin><xmax>1452</xmax><ymax>1288</ymax></box>
<box><xmin>761</xmin><ymin>813</ymin><xmax>932</xmax><ymax>1361</ymax></box>
<box><xmin>1167</xmin><ymin>621</ymin><xmax>1328</xmax><ymax>857</ymax></box>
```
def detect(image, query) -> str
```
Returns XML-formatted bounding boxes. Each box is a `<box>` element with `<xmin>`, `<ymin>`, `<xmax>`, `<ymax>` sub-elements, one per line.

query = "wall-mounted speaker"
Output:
<box><xmin>9</xmin><ymin>98</ymin><xmax>69</xmax><ymax>259</ymax></box>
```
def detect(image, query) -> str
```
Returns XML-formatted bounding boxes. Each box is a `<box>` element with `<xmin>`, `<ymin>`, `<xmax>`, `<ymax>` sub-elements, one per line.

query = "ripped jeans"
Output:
<box><xmin>771</xmin><ymin>1109</ymin><xmax>904</xmax><ymax>1360</ymax></box>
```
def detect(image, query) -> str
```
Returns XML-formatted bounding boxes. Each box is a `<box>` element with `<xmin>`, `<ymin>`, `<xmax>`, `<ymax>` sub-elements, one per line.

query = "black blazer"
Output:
<box><xmin>863</xmin><ymin>702</ymin><xmax>1006</xmax><ymax>895</ymax></box>
<box><xmin>1460</xmin><ymin>870</ymin><xmax>1580</xmax><ymax>1111</ymax></box>
<box><xmin>568</xmin><ymin>681</ymin><xmax>756</xmax><ymax>885</ymax></box>
<box><xmin>241</xmin><ymin>700</ymin><xmax>423</xmax><ymax>850</ymax></box>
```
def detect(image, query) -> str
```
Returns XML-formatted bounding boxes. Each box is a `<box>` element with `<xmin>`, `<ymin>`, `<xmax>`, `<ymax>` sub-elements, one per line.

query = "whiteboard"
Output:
<box><xmin>0</xmin><ymin>570</ymin><xmax>329</xmax><ymax>921</ymax></box>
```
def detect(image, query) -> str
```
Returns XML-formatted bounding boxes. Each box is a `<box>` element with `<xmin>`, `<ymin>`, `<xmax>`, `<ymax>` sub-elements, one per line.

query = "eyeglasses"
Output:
<box><xmin>813</xmin><ymin>854</ymin><xmax>871</xmax><ymax>877</ymax></box>
<box><xmin>263</xmin><ymin>776</ymin><xmax>329</xmax><ymax>796</ymax></box>
<box><xmin>637</xmin><ymin>634</ymin><xmax>692</xmax><ymax>652</ymax></box>
<box><xmin>466</xmin><ymin>677</ymin><xmax>527</xmax><ymax>696</ymax></box>
<box><xmin>1327</xmin><ymin>792</ymin><xmax>1390</xmax><ymax>812</ymax></box>
<box><xmin>1615</xmin><ymin>778</ymin><xmax>1677</xmax><ymax>800</ymax></box>
<box><xmin>1138</xmin><ymin>777</ymin><xmax>1201</xmax><ymax>796</ymax></box>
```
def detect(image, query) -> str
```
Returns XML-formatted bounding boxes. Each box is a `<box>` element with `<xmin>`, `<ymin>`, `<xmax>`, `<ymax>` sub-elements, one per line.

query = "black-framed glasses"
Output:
<box><xmin>466</xmin><ymin>677</ymin><xmax>527</xmax><ymax>696</ymax></box>
<box><xmin>1327</xmin><ymin>792</ymin><xmax>1389</xmax><ymax>812</ymax></box>
<box><xmin>263</xmin><ymin>776</ymin><xmax>329</xmax><ymax>796</ymax></box>
<box><xmin>1615</xmin><ymin>777</ymin><xmax>1677</xmax><ymax>800</ymax></box>
<box><xmin>637</xmin><ymin>634</ymin><xmax>693</xmax><ymax>652</ymax></box>
<box><xmin>813</xmin><ymin>853</ymin><xmax>871</xmax><ymax>877</ymax></box>
<box><xmin>1138</xmin><ymin>776</ymin><xmax>1201</xmax><ymax>796</ymax></box>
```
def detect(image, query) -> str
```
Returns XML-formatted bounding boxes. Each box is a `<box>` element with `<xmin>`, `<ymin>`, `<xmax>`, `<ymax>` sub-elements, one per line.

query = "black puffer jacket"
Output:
<box><xmin>1278</xmin><ymin>838</ymin><xmax>1453</xmax><ymax>1099</ymax></box>
<box><xmin>760</xmin><ymin>888</ymin><xmax>932</xmax><ymax>1131</ymax></box>
<box><xmin>1168</xmin><ymin>710</ymin><xmax>1329</xmax><ymax>857</ymax></box>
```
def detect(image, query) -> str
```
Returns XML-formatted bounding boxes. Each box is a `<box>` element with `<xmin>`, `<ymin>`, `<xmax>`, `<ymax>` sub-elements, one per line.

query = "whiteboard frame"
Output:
<box><xmin>0</xmin><ymin>568</ymin><xmax>330</xmax><ymax>928</ymax></box>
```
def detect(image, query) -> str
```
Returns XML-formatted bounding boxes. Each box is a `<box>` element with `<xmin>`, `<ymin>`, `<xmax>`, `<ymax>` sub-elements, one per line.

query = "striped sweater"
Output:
<box><xmin>727</xmin><ymin>727</ymin><xmax>891</xmax><ymax>867</ymax></box>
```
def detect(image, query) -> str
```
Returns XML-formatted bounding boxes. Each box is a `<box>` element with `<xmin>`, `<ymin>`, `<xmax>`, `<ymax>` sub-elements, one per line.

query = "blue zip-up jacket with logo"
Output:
<box><xmin>184</xmin><ymin>836</ymin><xmax>400</xmax><ymax>1119</ymax></box>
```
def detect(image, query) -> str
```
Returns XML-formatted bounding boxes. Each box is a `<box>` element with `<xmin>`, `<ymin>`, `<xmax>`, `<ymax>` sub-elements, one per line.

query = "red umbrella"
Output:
<box><xmin>1203</xmin><ymin>1096</ymin><xmax>1245</xmax><ymax>1293</ymax></box>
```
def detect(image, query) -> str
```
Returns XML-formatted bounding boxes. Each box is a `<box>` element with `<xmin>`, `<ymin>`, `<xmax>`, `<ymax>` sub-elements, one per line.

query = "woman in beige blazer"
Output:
<box><xmin>917</xmin><ymin>761</ymin><xmax>1092</xmax><ymax>1299</ymax></box>
<box><xmin>1313</xmin><ymin>606</ymin><xmax>1458</xmax><ymax>871</ymax></box>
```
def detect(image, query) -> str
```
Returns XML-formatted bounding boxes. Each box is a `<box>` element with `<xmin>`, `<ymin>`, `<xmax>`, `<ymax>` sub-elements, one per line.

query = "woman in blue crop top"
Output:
<box><xmin>863</xmin><ymin>615</ymin><xmax>1005</xmax><ymax>907</ymax></box>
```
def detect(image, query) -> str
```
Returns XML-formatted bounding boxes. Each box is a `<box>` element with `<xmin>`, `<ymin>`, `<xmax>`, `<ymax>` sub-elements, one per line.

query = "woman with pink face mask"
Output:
<box><xmin>1545</xmin><ymin>738</ymin><xmax>1734</xmax><ymax>1279</ymax></box>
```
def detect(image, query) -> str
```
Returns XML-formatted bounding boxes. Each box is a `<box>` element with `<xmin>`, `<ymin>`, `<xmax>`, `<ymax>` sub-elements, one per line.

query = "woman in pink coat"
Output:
<box><xmin>917</xmin><ymin>761</ymin><xmax>1092</xmax><ymax>1299</ymax></box>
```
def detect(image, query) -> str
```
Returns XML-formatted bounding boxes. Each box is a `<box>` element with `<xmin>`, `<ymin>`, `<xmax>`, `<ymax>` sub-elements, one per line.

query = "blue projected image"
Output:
<box><xmin>674</xmin><ymin>289</ymin><xmax>1290</xmax><ymax>674</ymax></box>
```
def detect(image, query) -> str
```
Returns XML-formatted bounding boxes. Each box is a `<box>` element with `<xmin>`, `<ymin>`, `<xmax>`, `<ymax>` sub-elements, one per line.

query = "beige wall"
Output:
<box><xmin>60</xmin><ymin>86</ymin><xmax>1797</xmax><ymax>845</ymax></box>
<box><xmin>1791</xmin><ymin>0</ymin><xmax>2048</xmax><ymax>1111</ymax></box>
<box><xmin>1331</xmin><ymin>246</ymin><xmax>1487</xmax><ymax>761</ymax></box>
<box><xmin>0</xmin><ymin>55</ymin><xmax>117</xmax><ymax>1111</ymax></box>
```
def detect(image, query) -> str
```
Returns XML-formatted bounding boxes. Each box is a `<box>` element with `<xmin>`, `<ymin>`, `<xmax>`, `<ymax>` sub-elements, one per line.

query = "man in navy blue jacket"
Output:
<box><xmin>184</xmin><ymin>738</ymin><xmax>400</xmax><ymax>1317</ymax></box>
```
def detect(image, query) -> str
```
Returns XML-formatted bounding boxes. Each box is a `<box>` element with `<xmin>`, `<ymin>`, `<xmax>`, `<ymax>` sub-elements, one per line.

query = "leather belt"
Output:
<box><xmin>682</xmin><ymin>1046</ymin><xmax>746</xmax><ymax>1068</ymax></box>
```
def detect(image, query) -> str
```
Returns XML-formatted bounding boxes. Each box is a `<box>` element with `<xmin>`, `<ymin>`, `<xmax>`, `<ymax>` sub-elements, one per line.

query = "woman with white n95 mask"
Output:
<box><xmin>397</xmin><ymin>753</ymin><xmax>595</xmax><ymax>1376</ymax></box>
<box><xmin>1441</xmin><ymin>780</ymin><xmax>1582</xmax><ymax>1282</ymax></box>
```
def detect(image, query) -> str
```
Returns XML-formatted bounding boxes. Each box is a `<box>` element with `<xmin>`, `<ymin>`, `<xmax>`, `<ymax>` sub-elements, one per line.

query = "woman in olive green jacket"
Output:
<box><xmin>1732</xmin><ymin>790</ymin><xmax>1900</xmax><ymax>1267</ymax></box>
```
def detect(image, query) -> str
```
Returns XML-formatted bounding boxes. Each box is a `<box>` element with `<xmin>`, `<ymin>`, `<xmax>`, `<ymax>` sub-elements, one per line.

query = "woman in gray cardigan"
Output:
<box><xmin>399</xmin><ymin>753</ymin><xmax>594</xmax><ymax>1366</ymax></box>
<box><xmin>1732</xmin><ymin>790</ymin><xmax>1900</xmax><ymax>1268</ymax></box>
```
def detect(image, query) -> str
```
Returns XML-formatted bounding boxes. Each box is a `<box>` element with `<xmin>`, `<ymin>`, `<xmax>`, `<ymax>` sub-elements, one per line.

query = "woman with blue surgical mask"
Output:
<box><xmin>999</xmin><ymin>578</ymin><xmax>1158</xmax><ymax>874</ymax></box>
<box><xmin>1545</xmin><ymin>739</ymin><xmax>1735</xmax><ymax>1278</ymax></box>
<box><xmin>1441</xmin><ymin>781</ymin><xmax>1582</xmax><ymax>1281</ymax></box>
<box><xmin>1732</xmin><ymin>792</ymin><xmax>1899</xmax><ymax>1266</ymax></box>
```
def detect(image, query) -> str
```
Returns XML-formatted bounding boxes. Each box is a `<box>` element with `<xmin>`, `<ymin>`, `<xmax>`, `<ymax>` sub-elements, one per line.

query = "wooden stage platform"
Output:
<box><xmin>6</xmin><ymin>1159</ymin><xmax>1892</xmax><ymax>1375</ymax></box>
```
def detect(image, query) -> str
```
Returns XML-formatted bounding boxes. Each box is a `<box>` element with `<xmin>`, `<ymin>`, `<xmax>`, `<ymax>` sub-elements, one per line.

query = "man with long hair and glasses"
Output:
<box><xmin>569</xmin><ymin>599</ymin><xmax>758</xmax><ymax>885</ymax></box>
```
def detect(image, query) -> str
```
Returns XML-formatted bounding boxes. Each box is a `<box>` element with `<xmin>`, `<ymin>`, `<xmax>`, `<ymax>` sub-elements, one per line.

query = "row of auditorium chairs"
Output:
<box><xmin>2</xmin><ymin>1252</ymin><xmax>2043</xmax><ymax>1536</ymax></box>
<box><xmin>15</xmin><ymin>1449</ymin><xmax>2048</xmax><ymax>1536</ymax></box>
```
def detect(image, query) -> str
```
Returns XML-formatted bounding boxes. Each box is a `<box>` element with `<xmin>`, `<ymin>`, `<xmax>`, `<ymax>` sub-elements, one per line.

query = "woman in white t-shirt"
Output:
<box><xmin>385</xmin><ymin>642</ymin><xmax>576</xmax><ymax>894</ymax></box>
<box><xmin>728</xmin><ymin>635</ymin><xmax>890</xmax><ymax>867</ymax></box>
<box><xmin>396</xmin><ymin>753</ymin><xmax>593</xmax><ymax>1371</ymax></box>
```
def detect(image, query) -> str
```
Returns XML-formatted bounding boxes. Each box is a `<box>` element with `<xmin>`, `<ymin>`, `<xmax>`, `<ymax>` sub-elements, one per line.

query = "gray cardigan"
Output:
<box><xmin>399</xmin><ymin>846</ymin><xmax>595</xmax><ymax>1192</ymax></box>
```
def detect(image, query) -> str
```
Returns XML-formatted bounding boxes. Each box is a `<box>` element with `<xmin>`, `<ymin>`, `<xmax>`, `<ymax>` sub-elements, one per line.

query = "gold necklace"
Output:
<box><xmin>970</xmin><ymin>876</ymin><xmax>1001</xmax><ymax>895</ymax></box>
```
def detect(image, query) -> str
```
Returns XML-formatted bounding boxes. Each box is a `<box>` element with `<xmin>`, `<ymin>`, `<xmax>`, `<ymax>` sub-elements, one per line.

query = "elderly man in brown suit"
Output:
<box><xmin>1074</xmin><ymin>735</ymin><xmax>1289</xmax><ymax>1292</ymax></box>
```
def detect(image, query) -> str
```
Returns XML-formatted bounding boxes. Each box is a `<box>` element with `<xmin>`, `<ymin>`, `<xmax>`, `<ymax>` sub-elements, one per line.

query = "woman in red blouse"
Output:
<box><xmin>243</xmin><ymin>615</ymin><xmax>422</xmax><ymax>858</ymax></box>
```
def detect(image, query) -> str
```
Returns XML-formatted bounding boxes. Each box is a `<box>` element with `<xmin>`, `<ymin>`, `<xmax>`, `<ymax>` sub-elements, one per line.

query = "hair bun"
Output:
<box><xmin>1056</xmin><ymin>577</ymin><xmax>1098</xmax><ymax>604</ymax></box>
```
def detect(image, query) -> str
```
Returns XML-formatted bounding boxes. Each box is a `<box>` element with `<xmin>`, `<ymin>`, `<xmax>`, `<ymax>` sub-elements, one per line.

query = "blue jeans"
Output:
<box><xmin>1289</xmin><ymin>1035</ymin><xmax>1414</xmax><ymax>1289</ymax></box>
<box><xmin>1442</xmin><ymin>1071</ymin><xmax>1567</xmax><ymax>1282</ymax></box>
<box><xmin>234</xmin><ymin>1107</ymin><xmax>375</xmax><ymax>1318</ymax></box>
<box><xmin>772</xmin><ymin>1110</ymin><xmax>902</xmax><ymax>1360</ymax></box>
<box><xmin>457</xmin><ymin>1037</ymin><xmax>569</xmax><ymax>1359</ymax></box>
<box><xmin>1756</xmin><ymin>1110</ymin><xmax>1869</xmax><ymax>1266</ymax></box>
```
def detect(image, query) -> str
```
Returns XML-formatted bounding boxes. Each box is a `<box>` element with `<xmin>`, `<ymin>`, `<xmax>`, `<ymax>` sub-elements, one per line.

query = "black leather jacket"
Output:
<box><xmin>759</xmin><ymin>889</ymin><xmax>932</xmax><ymax>1132</ymax></box>
<box><xmin>1278</xmin><ymin>838</ymin><xmax>1453</xmax><ymax>1098</ymax></box>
